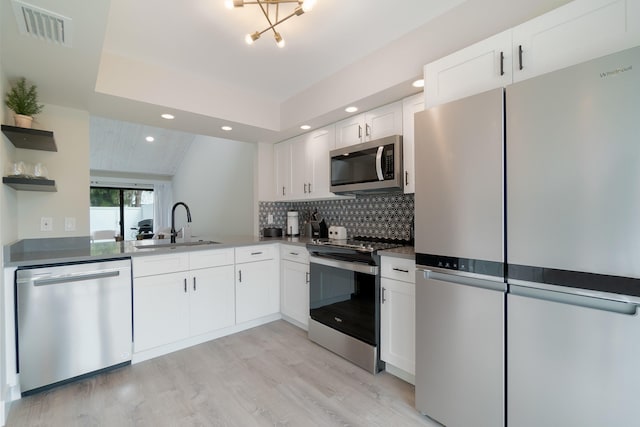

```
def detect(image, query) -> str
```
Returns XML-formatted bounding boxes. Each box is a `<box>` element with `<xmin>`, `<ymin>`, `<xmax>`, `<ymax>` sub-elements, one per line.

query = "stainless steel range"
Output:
<box><xmin>306</xmin><ymin>237</ymin><xmax>405</xmax><ymax>373</ymax></box>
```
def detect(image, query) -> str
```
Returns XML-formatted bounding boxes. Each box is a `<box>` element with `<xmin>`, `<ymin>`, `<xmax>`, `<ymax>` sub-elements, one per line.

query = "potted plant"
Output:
<box><xmin>5</xmin><ymin>77</ymin><xmax>44</xmax><ymax>128</ymax></box>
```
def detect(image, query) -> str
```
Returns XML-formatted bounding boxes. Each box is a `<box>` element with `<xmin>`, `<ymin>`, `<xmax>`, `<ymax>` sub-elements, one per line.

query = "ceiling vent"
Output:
<box><xmin>11</xmin><ymin>0</ymin><xmax>73</xmax><ymax>47</ymax></box>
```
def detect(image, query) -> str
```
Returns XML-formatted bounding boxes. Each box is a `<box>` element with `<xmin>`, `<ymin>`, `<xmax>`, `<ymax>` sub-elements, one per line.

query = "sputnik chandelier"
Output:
<box><xmin>225</xmin><ymin>0</ymin><xmax>316</xmax><ymax>48</ymax></box>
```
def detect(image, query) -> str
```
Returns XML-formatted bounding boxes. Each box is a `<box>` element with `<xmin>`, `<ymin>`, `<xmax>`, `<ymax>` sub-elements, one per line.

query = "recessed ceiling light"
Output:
<box><xmin>221</xmin><ymin>126</ymin><xmax>232</xmax><ymax>131</ymax></box>
<box><xmin>161</xmin><ymin>113</ymin><xmax>175</xmax><ymax>120</ymax></box>
<box><xmin>145</xmin><ymin>136</ymin><xmax>155</xmax><ymax>142</ymax></box>
<box><xmin>345</xmin><ymin>106</ymin><xmax>358</xmax><ymax>113</ymax></box>
<box><xmin>412</xmin><ymin>79</ymin><xmax>425</xmax><ymax>88</ymax></box>
<box><xmin>300</xmin><ymin>125</ymin><xmax>311</xmax><ymax>130</ymax></box>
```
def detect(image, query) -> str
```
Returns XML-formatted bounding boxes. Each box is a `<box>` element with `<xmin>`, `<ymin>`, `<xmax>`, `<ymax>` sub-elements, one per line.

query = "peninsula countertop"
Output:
<box><xmin>4</xmin><ymin>235</ymin><xmax>313</xmax><ymax>267</ymax></box>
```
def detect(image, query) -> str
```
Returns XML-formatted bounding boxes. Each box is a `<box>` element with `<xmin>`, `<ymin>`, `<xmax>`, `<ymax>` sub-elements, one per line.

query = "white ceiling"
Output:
<box><xmin>1</xmin><ymin>0</ymin><xmax>572</xmax><ymax>174</ymax></box>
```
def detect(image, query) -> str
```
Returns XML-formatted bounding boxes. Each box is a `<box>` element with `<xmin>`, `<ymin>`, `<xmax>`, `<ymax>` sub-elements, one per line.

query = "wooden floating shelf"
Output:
<box><xmin>3</xmin><ymin>177</ymin><xmax>57</xmax><ymax>192</ymax></box>
<box><xmin>1</xmin><ymin>124</ymin><xmax>57</xmax><ymax>152</ymax></box>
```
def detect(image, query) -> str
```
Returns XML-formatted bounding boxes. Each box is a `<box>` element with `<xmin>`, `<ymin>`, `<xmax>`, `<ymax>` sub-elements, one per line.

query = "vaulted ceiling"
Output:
<box><xmin>1</xmin><ymin>0</ymin><xmax>571</xmax><ymax>174</ymax></box>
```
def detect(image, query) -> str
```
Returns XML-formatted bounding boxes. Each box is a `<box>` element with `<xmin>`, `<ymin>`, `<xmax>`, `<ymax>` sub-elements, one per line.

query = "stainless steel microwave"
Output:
<box><xmin>330</xmin><ymin>135</ymin><xmax>403</xmax><ymax>194</ymax></box>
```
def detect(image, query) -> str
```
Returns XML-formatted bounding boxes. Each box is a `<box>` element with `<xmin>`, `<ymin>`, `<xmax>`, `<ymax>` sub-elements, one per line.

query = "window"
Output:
<box><xmin>90</xmin><ymin>187</ymin><xmax>154</xmax><ymax>241</ymax></box>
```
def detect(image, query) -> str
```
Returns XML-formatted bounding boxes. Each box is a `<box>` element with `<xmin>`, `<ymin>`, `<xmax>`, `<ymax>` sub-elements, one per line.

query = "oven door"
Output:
<box><xmin>309</xmin><ymin>255</ymin><xmax>379</xmax><ymax>346</ymax></box>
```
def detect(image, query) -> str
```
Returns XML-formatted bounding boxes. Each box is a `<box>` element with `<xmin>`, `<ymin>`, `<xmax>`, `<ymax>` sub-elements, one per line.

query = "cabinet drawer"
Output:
<box><xmin>133</xmin><ymin>253</ymin><xmax>190</xmax><ymax>277</ymax></box>
<box><xmin>280</xmin><ymin>245</ymin><xmax>309</xmax><ymax>264</ymax></box>
<box><xmin>381</xmin><ymin>256</ymin><xmax>416</xmax><ymax>283</ymax></box>
<box><xmin>189</xmin><ymin>248</ymin><xmax>235</xmax><ymax>270</ymax></box>
<box><xmin>235</xmin><ymin>244</ymin><xmax>275</xmax><ymax>264</ymax></box>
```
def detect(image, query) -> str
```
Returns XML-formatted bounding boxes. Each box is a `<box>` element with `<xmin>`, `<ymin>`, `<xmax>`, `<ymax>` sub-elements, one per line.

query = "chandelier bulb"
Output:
<box><xmin>246</xmin><ymin>32</ymin><xmax>260</xmax><ymax>45</ymax></box>
<box><xmin>274</xmin><ymin>32</ymin><xmax>285</xmax><ymax>48</ymax></box>
<box><xmin>302</xmin><ymin>0</ymin><xmax>316</xmax><ymax>12</ymax></box>
<box><xmin>224</xmin><ymin>0</ymin><xmax>234</xmax><ymax>9</ymax></box>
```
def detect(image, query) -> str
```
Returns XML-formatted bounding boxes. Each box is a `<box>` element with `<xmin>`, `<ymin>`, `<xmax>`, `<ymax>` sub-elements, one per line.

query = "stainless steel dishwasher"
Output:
<box><xmin>16</xmin><ymin>258</ymin><xmax>133</xmax><ymax>395</ymax></box>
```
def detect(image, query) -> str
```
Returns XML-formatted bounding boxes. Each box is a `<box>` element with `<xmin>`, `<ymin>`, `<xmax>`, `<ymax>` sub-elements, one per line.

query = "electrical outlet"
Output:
<box><xmin>267</xmin><ymin>214</ymin><xmax>274</xmax><ymax>224</ymax></box>
<box><xmin>41</xmin><ymin>217</ymin><xmax>53</xmax><ymax>232</ymax></box>
<box><xmin>64</xmin><ymin>217</ymin><xmax>76</xmax><ymax>231</ymax></box>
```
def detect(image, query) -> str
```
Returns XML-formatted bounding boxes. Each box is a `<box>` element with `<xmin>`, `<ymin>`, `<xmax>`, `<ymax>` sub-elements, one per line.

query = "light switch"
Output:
<box><xmin>267</xmin><ymin>214</ymin><xmax>274</xmax><ymax>224</ymax></box>
<box><xmin>64</xmin><ymin>217</ymin><xmax>76</xmax><ymax>231</ymax></box>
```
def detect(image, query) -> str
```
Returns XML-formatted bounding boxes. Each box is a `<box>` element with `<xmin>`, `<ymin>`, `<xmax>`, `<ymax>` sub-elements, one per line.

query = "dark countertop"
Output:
<box><xmin>4</xmin><ymin>235</ymin><xmax>313</xmax><ymax>268</ymax></box>
<box><xmin>378</xmin><ymin>245</ymin><xmax>415</xmax><ymax>260</ymax></box>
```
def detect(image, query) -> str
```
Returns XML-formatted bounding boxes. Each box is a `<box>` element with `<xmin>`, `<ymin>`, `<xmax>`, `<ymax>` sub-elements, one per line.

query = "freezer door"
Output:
<box><xmin>507</xmin><ymin>46</ymin><xmax>640</xmax><ymax>279</ymax></box>
<box><xmin>508</xmin><ymin>286</ymin><xmax>640</xmax><ymax>426</ymax></box>
<box><xmin>414</xmin><ymin>88</ymin><xmax>504</xmax><ymax>265</ymax></box>
<box><xmin>415</xmin><ymin>269</ymin><xmax>505</xmax><ymax>427</ymax></box>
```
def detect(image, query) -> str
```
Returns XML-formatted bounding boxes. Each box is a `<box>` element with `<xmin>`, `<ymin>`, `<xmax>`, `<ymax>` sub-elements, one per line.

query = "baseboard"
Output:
<box><xmin>385</xmin><ymin>363</ymin><xmax>415</xmax><ymax>385</ymax></box>
<box><xmin>132</xmin><ymin>313</ymin><xmax>282</xmax><ymax>364</ymax></box>
<box><xmin>281</xmin><ymin>314</ymin><xmax>308</xmax><ymax>331</ymax></box>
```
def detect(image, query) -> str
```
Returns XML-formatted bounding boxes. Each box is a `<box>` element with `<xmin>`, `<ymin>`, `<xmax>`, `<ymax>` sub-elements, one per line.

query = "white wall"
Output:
<box><xmin>15</xmin><ymin>104</ymin><xmax>90</xmax><ymax>239</ymax></box>
<box><xmin>171</xmin><ymin>135</ymin><xmax>255</xmax><ymax>238</ymax></box>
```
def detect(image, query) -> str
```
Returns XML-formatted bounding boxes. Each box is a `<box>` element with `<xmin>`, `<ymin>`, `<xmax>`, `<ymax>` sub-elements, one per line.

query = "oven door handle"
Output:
<box><xmin>310</xmin><ymin>255</ymin><xmax>379</xmax><ymax>276</ymax></box>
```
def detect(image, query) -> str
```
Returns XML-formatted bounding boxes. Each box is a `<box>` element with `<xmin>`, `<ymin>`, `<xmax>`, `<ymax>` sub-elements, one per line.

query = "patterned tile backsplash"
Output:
<box><xmin>259</xmin><ymin>193</ymin><xmax>414</xmax><ymax>241</ymax></box>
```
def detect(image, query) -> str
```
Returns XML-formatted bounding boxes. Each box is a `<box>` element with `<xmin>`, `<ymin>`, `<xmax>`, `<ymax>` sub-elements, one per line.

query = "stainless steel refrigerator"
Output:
<box><xmin>414</xmin><ymin>87</ymin><xmax>506</xmax><ymax>427</ymax></box>
<box><xmin>506</xmin><ymin>45</ymin><xmax>640</xmax><ymax>426</ymax></box>
<box><xmin>414</xmin><ymin>45</ymin><xmax>640</xmax><ymax>427</ymax></box>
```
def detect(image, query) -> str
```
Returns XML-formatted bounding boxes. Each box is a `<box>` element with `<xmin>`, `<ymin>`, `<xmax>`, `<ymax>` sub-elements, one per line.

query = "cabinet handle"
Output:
<box><xmin>305</xmin><ymin>272</ymin><xmax>310</xmax><ymax>284</ymax></box>
<box><xmin>405</xmin><ymin>171</ymin><xmax>409</xmax><ymax>186</ymax></box>
<box><xmin>239</xmin><ymin>270</ymin><xmax>242</xmax><ymax>283</ymax></box>
<box><xmin>304</xmin><ymin>183</ymin><xmax>308</xmax><ymax>193</ymax></box>
<box><xmin>184</xmin><ymin>278</ymin><xmax>187</xmax><ymax>293</ymax></box>
<box><xmin>393</xmin><ymin>267</ymin><xmax>410</xmax><ymax>273</ymax></box>
<box><xmin>366</xmin><ymin>123</ymin><xmax>371</xmax><ymax>137</ymax></box>
<box><xmin>518</xmin><ymin>44</ymin><xmax>523</xmax><ymax>70</ymax></box>
<box><xmin>251</xmin><ymin>251</ymin><xmax>263</xmax><ymax>256</ymax></box>
<box><xmin>381</xmin><ymin>287</ymin><xmax>386</xmax><ymax>304</ymax></box>
<box><xmin>308</xmin><ymin>182</ymin><xmax>312</xmax><ymax>193</ymax></box>
<box><xmin>290</xmin><ymin>252</ymin><xmax>299</xmax><ymax>256</ymax></box>
<box><xmin>282</xmin><ymin>186</ymin><xmax>285</xmax><ymax>196</ymax></box>
<box><xmin>193</xmin><ymin>277</ymin><xmax>196</xmax><ymax>291</ymax></box>
<box><xmin>500</xmin><ymin>51</ymin><xmax>505</xmax><ymax>76</ymax></box>
<box><xmin>358</xmin><ymin>125</ymin><xmax>362</xmax><ymax>139</ymax></box>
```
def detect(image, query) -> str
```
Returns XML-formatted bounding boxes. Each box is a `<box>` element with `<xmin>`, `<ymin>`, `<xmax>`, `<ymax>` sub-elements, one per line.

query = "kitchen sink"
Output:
<box><xmin>134</xmin><ymin>240</ymin><xmax>219</xmax><ymax>249</ymax></box>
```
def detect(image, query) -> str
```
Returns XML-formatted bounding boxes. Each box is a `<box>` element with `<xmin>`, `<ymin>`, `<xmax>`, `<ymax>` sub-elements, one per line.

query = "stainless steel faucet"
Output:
<box><xmin>171</xmin><ymin>202</ymin><xmax>192</xmax><ymax>243</ymax></box>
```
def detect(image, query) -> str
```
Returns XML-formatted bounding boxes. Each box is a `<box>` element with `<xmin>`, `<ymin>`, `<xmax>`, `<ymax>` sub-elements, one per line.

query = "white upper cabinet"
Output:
<box><xmin>402</xmin><ymin>92</ymin><xmax>424</xmax><ymax>194</ymax></box>
<box><xmin>424</xmin><ymin>30</ymin><xmax>512</xmax><ymax>108</ymax></box>
<box><xmin>335</xmin><ymin>101</ymin><xmax>403</xmax><ymax>149</ymax></box>
<box><xmin>274</xmin><ymin>125</ymin><xmax>336</xmax><ymax>201</ymax></box>
<box><xmin>424</xmin><ymin>0</ymin><xmax>640</xmax><ymax>108</ymax></box>
<box><xmin>274</xmin><ymin>140</ymin><xmax>292</xmax><ymax>200</ymax></box>
<box><xmin>512</xmin><ymin>0</ymin><xmax>640</xmax><ymax>82</ymax></box>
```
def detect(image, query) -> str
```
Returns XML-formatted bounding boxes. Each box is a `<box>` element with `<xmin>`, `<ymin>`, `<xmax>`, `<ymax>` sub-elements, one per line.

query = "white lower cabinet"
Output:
<box><xmin>280</xmin><ymin>245</ymin><xmax>310</xmax><ymax>328</ymax></box>
<box><xmin>133</xmin><ymin>248</ymin><xmax>236</xmax><ymax>353</ymax></box>
<box><xmin>235</xmin><ymin>245</ymin><xmax>279</xmax><ymax>324</ymax></box>
<box><xmin>380</xmin><ymin>256</ymin><xmax>416</xmax><ymax>379</ymax></box>
<box><xmin>134</xmin><ymin>271</ymin><xmax>190</xmax><ymax>352</ymax></box>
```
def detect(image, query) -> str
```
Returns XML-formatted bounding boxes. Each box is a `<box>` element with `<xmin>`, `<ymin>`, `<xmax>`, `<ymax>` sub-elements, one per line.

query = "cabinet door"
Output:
<box><xmin>274</xmin><ymin>141</ymin><xmax>291</xmax><ymax>200</ymax></box>
<box><xmin>401</xmin><ymin>93</ymin><xmax>424</xmax><ymax>194</ymax></box>
<box><xmin>380</xmin><ymin>277</ymin><xmax>415</xmax><ymax>375</ymax></box>
<box><xmin>281</xmin><ymin>260</ymin><xmax>310</xmax><ymax>328</ymax></box>
<box><xmin>189</xmin><ymin>265</ymin><xmax>236</xmax><ymax>336</ymax></box>
<box><xmin>235</xmin><ymin>259</ymin><xmax>279</xmax><ymax>324</ymax></box>
<box><xmin>290</xmin><ymin>135</ymin><xmax>310</xmax><ymax>199</ymax></box>
<box><xmin>335</xmin><ymin>115</ymin><xmax>364</xmax><ymax>148</ymax></box>
<box><xmin>424</xmin><ymin>30</ymin><xmax>512</xmax><ymax>108</ymax></box>
<box><xmin>133</xmin><ymin>272</ymin><xmax>189</xmax><ymax>352</ymax></box>
<box><xmin>307</xmin><ymin>127</ymin><xmax>335</xmax><ymax>198</ymax></box>
<box><xmin>512</xmin><ymin>0</ymin><xmax>640</xmax><ymax>83</ymax></box>
<box><xmin>364</xmin><ymin>101</ymin><xmax>403</xmax><ymax>141</ymax></box>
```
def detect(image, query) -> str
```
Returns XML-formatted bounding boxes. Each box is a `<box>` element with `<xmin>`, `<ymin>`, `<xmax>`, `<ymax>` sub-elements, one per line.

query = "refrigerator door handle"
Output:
<box><xmin>510</xmin><ymin>284</ymin><xmax>638</xmax><ymax>316</ymax></box>
<box><xmin>423</xmin><ymin>269</ymin><xmax>506</xmax><ymax>292</ymax></box>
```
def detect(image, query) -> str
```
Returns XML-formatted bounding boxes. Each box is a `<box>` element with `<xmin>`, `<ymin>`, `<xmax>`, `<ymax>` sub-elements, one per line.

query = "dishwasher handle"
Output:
<box><xmin>420</xmin><ymin>268</ymin><xmax>506</xmax><ymax>293</ymax></box>
<box><xmin>33</xmin><ymin>270</ymin><xmax>121</xmax><ymax>286</ymax></box>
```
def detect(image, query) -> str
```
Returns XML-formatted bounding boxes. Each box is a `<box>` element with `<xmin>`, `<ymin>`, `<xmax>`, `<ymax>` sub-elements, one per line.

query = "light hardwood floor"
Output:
<box><xmin>6</xmin><ymin>320</ymin><xmax>439</xmax><ymax>426</ymax></box>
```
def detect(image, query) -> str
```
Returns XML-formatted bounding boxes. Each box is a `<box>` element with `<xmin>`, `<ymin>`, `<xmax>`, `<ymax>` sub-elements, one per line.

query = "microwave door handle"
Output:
<box><xmin>375</xmin><ymin>146</ymin><xmax>384</xmax><ymax>181</ymax></box>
